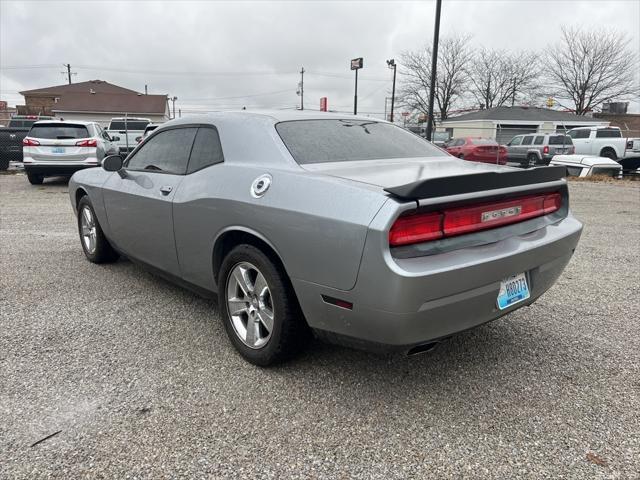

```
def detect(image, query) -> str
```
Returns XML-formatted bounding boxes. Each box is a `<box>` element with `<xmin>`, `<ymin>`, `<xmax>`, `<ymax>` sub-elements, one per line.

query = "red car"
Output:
<box><xmin>445</xmin><ymin>137</ymin><xmax>508</xmax><ymax>165</ymax></box>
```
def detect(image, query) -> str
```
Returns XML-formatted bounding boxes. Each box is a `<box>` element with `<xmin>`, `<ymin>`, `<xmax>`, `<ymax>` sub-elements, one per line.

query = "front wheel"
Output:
<box><xmin>219</xmin><ymin>244</ymin><xmax>308</xmax><ymax>366</ymax></box>
<box><xmin>77</xmin><ymin>196</ymin><xmax>119</xmax><ymax>263</ymax></box>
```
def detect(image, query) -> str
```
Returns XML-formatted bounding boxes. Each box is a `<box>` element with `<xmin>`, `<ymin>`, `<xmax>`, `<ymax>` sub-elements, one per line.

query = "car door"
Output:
<box><xmin>102</xmin><ymin>126</ymin><xmax>198</xmax><ymax>277</ymax></box>
<box><xmin>506</xmin><ymin>136</ymin><xmax>523</xmax><ymax>160</ymax></box>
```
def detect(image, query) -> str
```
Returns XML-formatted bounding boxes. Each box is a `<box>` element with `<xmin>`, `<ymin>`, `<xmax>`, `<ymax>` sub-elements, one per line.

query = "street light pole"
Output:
<box><xmin>350</xmin><ymin>57</ymin><xmax>363</xmax><ymax>115</ymax></box>
<box><xmin>425</xmin><ymin>0</ymin><xmax>442</xmax><ymax>141</ymax></box>
<box><xmin>386</xmin><ymin>59</ymin><xmax>397</xmax><ymax>123</ymax></box>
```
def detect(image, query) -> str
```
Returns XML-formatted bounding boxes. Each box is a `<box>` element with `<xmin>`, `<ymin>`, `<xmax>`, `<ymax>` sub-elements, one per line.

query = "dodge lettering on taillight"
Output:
<box><xmin>481</xmin><ymin>206</ymin><xmax>522</xmax><ymax>223</ymax></box>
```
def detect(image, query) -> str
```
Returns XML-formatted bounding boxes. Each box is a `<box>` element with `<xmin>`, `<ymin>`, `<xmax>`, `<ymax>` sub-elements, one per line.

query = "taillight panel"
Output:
<box><xmin>22</xmin><ymin>138</ymin><xmax>40</xmax><ymax>146</ymax></box>
<box><xmin>389</xmin><ymin>192</ymin><xmax>563</xmax><ymax>247</ymax></box>
<box><xmin>76</xmin><ymin>139</ymin><xmax>98</xmax><ymax>147</ymax></box>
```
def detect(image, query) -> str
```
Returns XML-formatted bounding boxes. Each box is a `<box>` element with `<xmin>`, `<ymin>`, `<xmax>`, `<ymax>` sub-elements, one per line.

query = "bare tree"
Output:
<box><xmin>468</xmin><ymin>48</ymin><xmax>541</xmax><ymax>109</ymax></box>
<box><xmin>398</xmin><ymin>35</ymin><xmax>472</xmax><ymax>120</ymax></box>
<box><xmin>545</xmin><ymin>26</ymin><xmax>639</xmax><ymax>115</ymax></box>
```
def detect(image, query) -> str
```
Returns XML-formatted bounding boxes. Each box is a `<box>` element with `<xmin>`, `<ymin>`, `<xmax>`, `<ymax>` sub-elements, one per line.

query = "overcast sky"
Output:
<box><xmin>1</xmin><ymin>0</ymin><xmax>639</xmax><ymax>116</ymax></box>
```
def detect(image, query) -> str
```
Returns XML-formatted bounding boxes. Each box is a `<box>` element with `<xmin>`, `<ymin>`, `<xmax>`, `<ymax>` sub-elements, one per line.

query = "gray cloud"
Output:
<box><xmin>1</xmin><ymin>0</ymin><xmax>639</xmax><ymax>115</ymax></box>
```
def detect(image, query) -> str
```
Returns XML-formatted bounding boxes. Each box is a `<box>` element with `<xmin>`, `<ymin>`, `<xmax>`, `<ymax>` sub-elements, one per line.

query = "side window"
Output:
<box><xmin>595</xmin><ymin>128</ymin><xmax>622</xmax><ymax>138</ymax></box>
<box><xmin>126</xmin><ymin>127</ymin><xmax>197</xmax><ymax>175</ymax></box>
<box><xmin>521</xmin><ymin>136</ymin><xmax>534</xmax><ymax>146</ymax></box>
<box><xmin>509</xmin><ymin>136</ymin><xmax>522</xmax><ymax>146</ymax></box>
<box><xmin>187</xmin><ymin>127</ymin><xmax>225</xmax><ymax>174</ymax></box>
<box><xmin>534</xmin><ymin>136</ymin><xmax>544</xmax><ymax>145</ymax></box>
<box><xmin>569</xmin><ymin>129</ymin><xmax>590</xmax><ymax>139</ymax></box>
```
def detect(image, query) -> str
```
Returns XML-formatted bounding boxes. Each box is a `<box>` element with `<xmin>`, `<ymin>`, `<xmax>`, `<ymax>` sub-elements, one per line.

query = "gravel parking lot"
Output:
<box><xmin>1</xmin><ymin>173</ymin><xmax>638</xmax><ymax>479</ymax></box>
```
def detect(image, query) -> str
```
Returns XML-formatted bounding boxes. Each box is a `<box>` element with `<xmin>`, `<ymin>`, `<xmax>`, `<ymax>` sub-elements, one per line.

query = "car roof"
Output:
<box><xmin>167</xmin><ymin>110</ymin><xmax>389</xmax><ymax>127</ymax></box>
<box><xmin>32</xmin><ymin>120</ymin><xmax>95</xmax><ymax>126</ymax></box>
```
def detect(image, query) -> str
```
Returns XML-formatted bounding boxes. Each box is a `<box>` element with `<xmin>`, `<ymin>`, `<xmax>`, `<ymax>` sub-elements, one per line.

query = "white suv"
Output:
<box><xmin>22</xmin><ymin>120</ymin><xmax>119</xmax><ymax>185</ymax></box>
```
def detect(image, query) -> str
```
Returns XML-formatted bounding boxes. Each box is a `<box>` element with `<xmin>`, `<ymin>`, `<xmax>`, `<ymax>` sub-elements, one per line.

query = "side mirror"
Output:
<box><xmin>103</xmin><ymin>154</ymin><xmax>123</xmax><ymax>172</ymax></box>
<box><xmin>111</xmin><ymin>135</ymin><xmax>120</xmax><ymax>142</ymax></box>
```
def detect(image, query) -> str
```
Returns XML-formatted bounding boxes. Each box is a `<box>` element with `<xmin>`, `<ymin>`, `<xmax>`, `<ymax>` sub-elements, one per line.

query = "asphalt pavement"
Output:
<box><xmin>1</xmin><ymin>172</ymin><xmax>638</xmax><ymax>479</ymax></box>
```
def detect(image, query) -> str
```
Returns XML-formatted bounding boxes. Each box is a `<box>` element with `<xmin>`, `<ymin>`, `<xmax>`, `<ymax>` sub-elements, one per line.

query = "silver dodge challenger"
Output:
<box><xmin>69</xmin><ymin>111</ymin><xmax>583</xmax><ymax>365</ymax></box>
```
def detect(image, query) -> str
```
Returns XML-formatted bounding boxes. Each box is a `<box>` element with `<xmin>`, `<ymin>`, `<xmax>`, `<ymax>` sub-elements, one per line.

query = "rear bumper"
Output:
<box><xmin>293</xmin><ymin>213</ymin><xmax>582</xmax><ymax>353</ymax></box>
<box><xmin>23</xmin><ymin>160</ymin><xmax>99</xmax><ymax>176</ymax></box>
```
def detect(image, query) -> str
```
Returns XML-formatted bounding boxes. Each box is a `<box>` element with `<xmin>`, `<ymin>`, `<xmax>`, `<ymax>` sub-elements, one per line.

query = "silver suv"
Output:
<box><xmin>22</xmin><ymin>120</ymin><xmax>119</xmax><ymax>185</ymax></box>
<box><xmin>506</xmin><ymin>133</ymin><xmax>575</xmax><ymax>168</ymax></box>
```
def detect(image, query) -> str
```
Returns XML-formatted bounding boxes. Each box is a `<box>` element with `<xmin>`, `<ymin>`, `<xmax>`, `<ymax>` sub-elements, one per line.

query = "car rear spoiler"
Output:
<box><xmin>384</xmin><ymin>165</ymin><xmax>567</xmax><ymax>200</ymax></box>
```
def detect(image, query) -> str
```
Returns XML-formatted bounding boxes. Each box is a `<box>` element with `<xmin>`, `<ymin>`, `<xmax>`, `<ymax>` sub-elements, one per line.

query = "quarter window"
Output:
<box><xmin>126</xmin><ymin>127</ymin><xmax>197</xmax><ymax>175</ymax></box>
<box><xmin>187</xmin><ymin>127</ymin><xmax>224</xmax><ymax>173</ymax></box>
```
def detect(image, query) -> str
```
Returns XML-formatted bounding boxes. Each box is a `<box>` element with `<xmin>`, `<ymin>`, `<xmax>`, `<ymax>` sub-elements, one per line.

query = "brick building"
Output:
<box><xmin>17</xmin><ymin>80</ymin><xmax>170</xmax><ymax>126</ymax></box>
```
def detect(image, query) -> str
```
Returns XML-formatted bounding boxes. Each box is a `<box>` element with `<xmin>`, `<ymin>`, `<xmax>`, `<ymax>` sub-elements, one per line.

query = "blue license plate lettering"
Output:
<box><xmin>497</xmin><ymin>273</ymin><xmax>530</xmax><ymax>310</ymax></box>
<box><xmin>52</xmin><ymin>147</ymin><xmax>65</xmax><ymax>154</ymax></box>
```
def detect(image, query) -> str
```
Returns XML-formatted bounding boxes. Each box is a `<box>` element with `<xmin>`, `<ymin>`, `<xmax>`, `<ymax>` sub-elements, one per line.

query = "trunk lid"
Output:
<box><xmin>303</xmin><ymin>157</ymin><xmax>566</xmax><ymax>201</ymax></box>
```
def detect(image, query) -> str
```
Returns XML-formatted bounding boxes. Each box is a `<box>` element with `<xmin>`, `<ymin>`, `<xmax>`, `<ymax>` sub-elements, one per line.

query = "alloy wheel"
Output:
<box><xmin>226</xmin><ymin>262</ymin><xmax>274</xmax><ymax>349</ymax></box>
<box><xmin>80</xmin><ymin>206</ymin><xmax>97</xmax><ymax>254</ymax></box>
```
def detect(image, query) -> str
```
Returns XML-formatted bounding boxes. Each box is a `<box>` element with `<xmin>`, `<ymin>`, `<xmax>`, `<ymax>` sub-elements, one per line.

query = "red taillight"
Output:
<box><xmin>389</xmin><ymin>192</ymin><xmax>562</xmax><ymax>247</ymax></box>
<box><xmin>543</xmin><ymin>145</ymin><xmax>549</xmax><ymax>154</ymax></box>
<box><xmin>389</xmin><ymin>212</ymin><xmax>443</xmax><ymax>246</ymax></box>
<box><xmin>22</xmin><ymin>138</ymin><xmax>40</xmax><ymax>146</ymax></box>
<box><xmin>75</xmin><ymin>139</ymin><xmax>97</xmax><ymax>147</ymax></box>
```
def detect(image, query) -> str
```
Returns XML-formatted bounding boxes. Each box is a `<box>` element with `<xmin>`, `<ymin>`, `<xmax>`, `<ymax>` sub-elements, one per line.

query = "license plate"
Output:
<box><xmin>497</xmin><ymin>272</ymin><xmax>530</xmax><ymax>310</ymax></box>
<box><xmin>52</xmin><ymin>147</ymin><xmax>65</xmax><ymax>154</ymax></box>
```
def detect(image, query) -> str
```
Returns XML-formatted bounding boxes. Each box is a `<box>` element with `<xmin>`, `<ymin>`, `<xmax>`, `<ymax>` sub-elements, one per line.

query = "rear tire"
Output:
<box><xmin>600</xmin><ymin>148</ymin><xmax>617</xmax><ymax>161</ymax></box>
<box><xmin>458</xmin><ymin>154</ymin><xmax>465</xmax><ymax>159</ymax></box>
<box><xmin>526</xmin><ymin>153</ymin><xmax>538</xmax><ymax>168</ymax></box>
<box><xmin>219</xmin><ymin>244</ymin><xmax>309</xmax><ymax>366</ymax></box>
<box><xmin>27</xmin><ymin>173</ymin><xmax>44</xmax><ymax>185</ymax></box>
<box><xmin>77</xmin><ymin>196</ymin><xmax>119</xmax><ymax>263</ymax></box>
<box><xmin>0</xmin><ymin>156</ymin><xmax>9</xmax><ymax>171</ymax></box>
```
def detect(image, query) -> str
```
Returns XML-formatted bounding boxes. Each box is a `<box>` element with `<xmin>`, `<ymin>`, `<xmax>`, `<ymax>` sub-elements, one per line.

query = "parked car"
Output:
<box><xmin>431</xmin><ymin>131</ymin><xmax>451</xmax><ymax>148</ymax></box>
<box><xmin>550</xmin><ymin>154</ymin><xmax>622</xmax><ymax>178</ymax></box>
<box><xmin>444</xmin><ymin>137</ymin><xmax>507</xmax><ymax>164</ymax></box>
<box><xmin>106</xmin><ymin>117</ymin><xmax>151</xmax><ymax>155</ymax></box>
<box><xmin>68</xmin><ymin>112</ymin><xmax>582</xmax><ymax>365</ymax></box>
<box><xmin>22</xmin><ymin>120</ymin><xmax>119</xmax><ymax>185</ymax></box>
<box><xmin>506</xmin><ymin>133</ymin><xmax>575</xmax><ymax>168</ymax></box>
<box><xmin>566</xmin><ymin>126</ymin><xmax>640</xmax><ymax>160</ymax></box>
<box><xmin>135</xmin><ymin>123</ymin><xmax>160</xmax><ymax>144</ymax></box>
<box><xmin>0</xmin><ymin>115</ymin><xmax>54</xmax><ymax>170</ymax></box>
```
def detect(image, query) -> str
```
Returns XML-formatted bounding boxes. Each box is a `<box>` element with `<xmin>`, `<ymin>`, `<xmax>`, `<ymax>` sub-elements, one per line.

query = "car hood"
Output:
<box><xmin>302</xmin><ymin>156</ymin><xmax>516</xmax><ymax>189</ymax></box>
<box><xmin>551</xmin><ymin>154</ymin><xmax>620</xmax><ymax>167</ymax></box>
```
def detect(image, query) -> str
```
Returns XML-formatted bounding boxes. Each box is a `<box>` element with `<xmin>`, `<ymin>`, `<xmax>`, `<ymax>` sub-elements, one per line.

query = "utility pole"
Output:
<box><xmin>300</xmin><ymin>67</ymin><xmax>305</xmax><ymax>111</ymax></box>
<box><xmin>171</xmin><ymin>96</ymin><xmax>177</xmax><ymax>119</ymax></box>
<box><xmin>62</xmin><ymin>64</ymin><xmax>75</xmax><ymax>84</ymax></box>
<box><xmin>425</xmin><ymin>0</ymin><xmax>442</xmax><ymax>142</ymax></box>
<box><xmin>350</xmin><ymin>58</ymin><xmax>363</xmax><ymax>115</ymax></box>
<box><xmin>145</xmin><ymin>84</ymin><xmax>148</xmax><ymax>95</ymax></box>
<box><xmin>386</xmin><ymin>59</ymin><xmax>397</xmax><ymax>122</ymax></box>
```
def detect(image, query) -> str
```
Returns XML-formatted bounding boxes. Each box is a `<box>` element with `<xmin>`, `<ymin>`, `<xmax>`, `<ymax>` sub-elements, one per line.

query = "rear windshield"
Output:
<box><xmin>469</xmin><ymin>138</ymin><xmax>496</xmax><ymax>145</ymax></box>
<box><xmin>28</xmin><ymin>124</ymin><xmax>90</xmax><ymax>139</ymax></box>
<box><xmin>276</xmin><ymin>119</ymin><xmax>447</xmax><ymax>164</ymax></box>
<box><xmin>109</xmin><ymin>120</ymin><xmax>150</xmax><ymax>131</ymax></box>
<box><xmin>549</xmin><ymin>135</ymin><xmax>573</xmax><ymax>145</ymax></box>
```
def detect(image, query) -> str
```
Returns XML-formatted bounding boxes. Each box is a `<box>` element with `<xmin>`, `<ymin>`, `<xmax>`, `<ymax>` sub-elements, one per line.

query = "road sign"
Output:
<box><xmin>350</xmin><ymin>58</ymin><xmax>363</xmax><ymax>70</ymax></box>
<box><xmin>402</xmin><ymin>111</ymin><xmax>410</xmax><ymax>117</ymax></box>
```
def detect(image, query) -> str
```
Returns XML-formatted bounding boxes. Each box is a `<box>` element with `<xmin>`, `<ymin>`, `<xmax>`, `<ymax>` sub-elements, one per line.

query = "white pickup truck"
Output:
<box><xmin>106</xmin><ymin>117</ymin><xmax>151</xmax><ymax>155</ymax></box>
<box><xmin>566</xmin><ymin>126</ymin><xmax>640</xmax><ymax>160</ymax></box>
